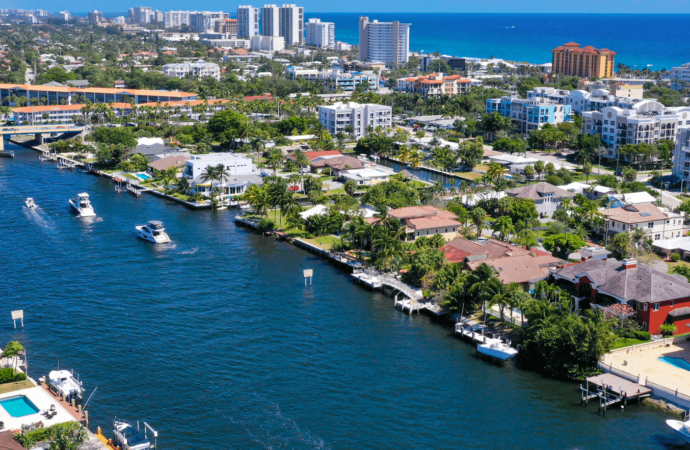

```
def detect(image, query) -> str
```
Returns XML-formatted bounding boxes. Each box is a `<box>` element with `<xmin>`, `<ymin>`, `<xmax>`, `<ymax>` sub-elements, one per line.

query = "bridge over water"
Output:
<box><xmin>0</xmin><ymin>125</ymin><xmax>85</xmax><ymax>150</ymax></box>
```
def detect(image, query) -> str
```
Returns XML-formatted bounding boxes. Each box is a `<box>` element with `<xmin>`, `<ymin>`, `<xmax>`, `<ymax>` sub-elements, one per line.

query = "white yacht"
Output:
<box><xmin>477</xmin><ymin>338</ymin><xmax>518</xmax><ymax>361</ymax></box>
<box><xmin>667</xmin><ymin>419</ymin><xmax>690</xmax><ymax>444</ymax></box>
<box><xmin>48</xmin><ymin>370</ymin><xmax>84</xmax><ymax>403</ymax></box>
<box><xmin>113</xmin><ymin>420</ymin><xmax>157</xmax><ymax>450</ymax></box>
<box><xmin>25</xmin><ymin>198</ymin><xmax>36</xmax><ymax>208</ymax></box>
<box><xmin>135</xmin><ymin>220</ymin><xmax>171</xmax><ymax>244</ymax></box>
<box><xmin>69</xmin><ymin>193</ymin><xmax>96</xmax><ymax>217</ymax></box>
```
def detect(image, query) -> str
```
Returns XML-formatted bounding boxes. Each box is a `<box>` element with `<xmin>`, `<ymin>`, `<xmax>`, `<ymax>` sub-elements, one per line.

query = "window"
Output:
<box><xmin>671</xmin><ymin>300</ymin><xmax>675</xmax><ymax>307</ymax></box>
<box><xmin>642</xmin><ymin>322</ymin><xmax>648</xmax><ymax>331</ymax></box>
<box><xmin>638</xmin><ymin>302</ymin><xmax>643</xmax><ymax>310</ymax></box>
<box><xmin>655</xmin><ymin>234</ymin><xmax>660</xmax><ymax>240</ymax></box>
<box><xmin>654</xmin><ymin>303</ymin><xmax>659</xmax><ymax>311</ymax></box>
<box><xmin>648</xmin><ymin>222</ymin><xmax>654</xmax><ymax>229</ymax></box>
<box><xmin>643</xmin><ymin>303</ymin><xmax>648</xmax><ymax>311</ymax></box>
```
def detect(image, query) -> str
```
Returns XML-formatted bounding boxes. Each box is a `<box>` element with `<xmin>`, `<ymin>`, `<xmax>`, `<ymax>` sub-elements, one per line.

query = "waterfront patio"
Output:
<box><xmin>0</xmin><ymin>382</ymin><xmax>77</xmax><ymax>431</ymax></box>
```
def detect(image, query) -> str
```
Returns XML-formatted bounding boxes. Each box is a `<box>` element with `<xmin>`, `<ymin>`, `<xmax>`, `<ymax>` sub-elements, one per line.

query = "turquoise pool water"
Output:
<box><xmin>137</xmin><ymin>173</ymin><xmax>150</xmax><ymax>180</ymax></box>
<box><xmin>0</xmin><ymin>396</ymin><xmax>40</xmax><ymax>417</ymax></box>
<box><xmin>659</xmin><ymin>356</ymin><xmax>690</xmax><ymax>372</ymax></box>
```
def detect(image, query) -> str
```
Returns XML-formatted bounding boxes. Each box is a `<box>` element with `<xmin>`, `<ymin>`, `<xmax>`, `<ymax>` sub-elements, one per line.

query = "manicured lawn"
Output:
<box><xmin>302</xmin><ymin>235</ymin><xmax>341</xmax><ymax>250</ymax></box>
<box><xmin>611</xmin><ymin>338</ymin><xmax>650</xmax><ymax>350</ymax></box>
<box><xmin>325</xmin><ymin>189</ymin><xmax>346</xmax><ymax>196</ymax></box>
<box><xmin>666</xmin><ymin>259</ymin><xmax>690</xmax><ymax>272</ymax></box>
<box><xmin>474</xmin><ymin>164</ymin><xmax>491</xmax><ymax>173</ymax></box>
<box><xmin>0</xmin><ymin>379</ymin><xmax>34</xmax><ymax>395</ymax></box>
<box><xmin>453</xmin><ymin>171</ymin><xmax>483</xmax><ymax>180</ymax></box>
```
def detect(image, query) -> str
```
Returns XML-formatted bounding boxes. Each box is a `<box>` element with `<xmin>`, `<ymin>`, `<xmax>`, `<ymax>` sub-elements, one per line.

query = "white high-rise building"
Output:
<box><xmin>260</xmin><ymin>5</ymin><xmax>280</xmax><ymax>37</ymax></box>
<box><xmin>113</xmin><ymin>16</ymin><xmax>126</xmax><ymax>24</ymax></box>
<box><xmin>318</xmin><ymin>102</ymin><xmax>392</xmax><ymax>139</ymax></box>
<box><xmin>133</xmin><ymin>6</ymin><xmax>153</xmax><ymax>24</ymax></box>
<box><xmin>88</xmin><ymin>10</ymin><xmax>103</xmax><ymax>24</ymax></box>
<box><xmin>358</xmin><ymin>16</ymin><xmax>410</xmax><ymax>65</ymax></box>
<box><xmin>152</xmin><ymin>10</ymin><xmax>164</xmax><ymax>23</ymax></box>
<box><xmin>59</xmin><ymin>11</ymin><xmax>70</xmax><ymax>22</ymax></box>
<box><xmin>305</xmin><ymin>18</ymin><xmax>334</xmax><ymax>49</ymax></box>
<box><xmin>237</xmin><ymin>6</ymin><xmax>259</xmax><ymax>38</ymax></box>
<box><xmin>190</xmin><ymin>11</ymin><xmax>228</xmax><ymax>33</ymax></box>
<box><xmin>671</xmin><ymin>63</ymin><xmax>690</xmax><ymax>91</ymax></box>
<box><xmin>279</xmin><ymin>4</ymin><xmax>303</xmax><ymax>46</ymax></box>
<box><xmin>250</xmin><ymin>35</ymin><xmax>285</xmax><ymax>52</ymax></box>
<box><xmin>164</xmin><ymin>11</ymin><xmax>192</xmax><ymax>29</ymax></box>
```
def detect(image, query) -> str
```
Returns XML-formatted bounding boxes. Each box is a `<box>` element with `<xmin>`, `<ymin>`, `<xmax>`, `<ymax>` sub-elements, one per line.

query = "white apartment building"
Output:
<box><xmin>59</xmin><ymin>11</ymin><xmax>70</xmax><ymax>22</ymax></box>
<box><xmin>88</xmin><ymin>10</ymin><xmax>103</xmax><ymax>24</ymax></box>
<box><xmin>162</xmin><ymin>60</ymin><xmax>221</xmax><ymax>80</ymax></box>
<box><xmin>164</xmin><ymin>11</ymin><xmax>193</xmax><ymax>29</ymax></box>
<box><xmin>204</xmin><ymin>38</ymin><xmax>251</xmax><ymax>49</ymax></box>
<box><xmin>288</xmin><ymin>67</ymin><xmax>377</xmax><ymax>91</ymax></box>
<box><xmin>602</xmin><ymin>202</ymin><xmax>686</xmax><ymax>241</ymax></box>
<box><xmin>318</xmin><ymin>102</ymin><xmax>392</xmax><ymax>138</ymax></box>
<box><xmin>305</xmin><ymin>18</ymin><xmax>335</xmax><ymax>49</ymax></box>
<box><xmin>358</xmin><ymin>17</ymin><xmax>410</xmax><ymax>65</ymax></box>
<box><xmin>335</xmin><ymin>41</ymin><xmax>351</xmax><ymax>52</ymax></box>
<box><xmin>673</xmin><ymin>126</ymin><xmax>690</xmax><ymax>183</ymax></box>
<box><xmin>237</xmin><ymin>6</ymin><xmax>260</xmax><ymax>38</ymax></box>
<box><xmin>133</xmin><ymin>6</ymin><xmax>152</xmax><ymax>23</ymax></box>
<box><xmin>113</xmin><ymin>16</ymin><xmax>126</xmax><ymax>24</ymax></box>
<box><xmin>671</xmin><ymin>63</ymin><xmax>690</xmax><ymax>90</ymax></box>
<box><xmin>151</xmin><ymin>10</ymin><xmax>164</xmax><ymax>23</ymax></box>
<box><xmin>527</xmin><ymin>87</ymin><xmax>644</xmax><ymax>114</ymax></box>
<box><xmin>582</xmin><ymin>100</ymin><xmax>690</xmax><ymax>158</ymax></box>
<box><xmin>190</xmin><ymin>12</ymin><xmax>228</xmax><ymax>33</ymax></box>
<box><xmin>260</xmin><ymin>5</ymin><xmax>280</xmax><ymax>36</ymax></box>
<box><xmin>250</xmin><ymin>35</ymin><xmax>285</xmax><ymax>52</ymax></box>
<box><xmin>279</xmin><ymin>4</ymin><xmax>304</xmax><ymax>46</ymax></box>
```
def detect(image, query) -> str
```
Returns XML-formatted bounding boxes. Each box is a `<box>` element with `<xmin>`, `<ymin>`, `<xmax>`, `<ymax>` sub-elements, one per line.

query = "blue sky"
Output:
<box><xmin>9</xmin><ymin>0</ymin><xmax>690</xmax><ymax>13</ymax></box>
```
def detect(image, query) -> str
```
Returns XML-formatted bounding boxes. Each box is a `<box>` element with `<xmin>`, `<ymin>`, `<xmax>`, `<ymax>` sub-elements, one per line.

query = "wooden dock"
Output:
<box><xmin>580</xmin><ymin>373</ymin><xmax>652</xmax><ymax>414</ymax></box>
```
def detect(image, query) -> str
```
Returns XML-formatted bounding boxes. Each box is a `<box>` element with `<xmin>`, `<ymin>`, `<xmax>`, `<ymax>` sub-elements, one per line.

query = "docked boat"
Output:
<box><xmin>135</xmin><ymin>220</ymin><xmax>171</xmax><ymax>244</ymax></box>
<box><xmin>113</xmin><ymin>420</ymin><xmax>158</xmax><ymax>450</ymax></box>
<box><xmin>667</xmin><ymin>419</ymin><xmax>690</xmax><ymax>444</ymax></box>
<box><xmin>25</xmin><ymin>198</ymin><xmax>36</xmax><ymax>208</ymax></box>
<box><xmin>477</xmin><ymin>338</ymin><xmax>518</xmax><ymax>361</ymax></box>
<box><xmin>48</xmin><ymin>370</ymin><xmax>84</xmax><ymax>403</ymax></box>
<box><xmin>69</xmin><ymin>193</ymin><xmax>96</xmax><ymax>217</ymax></box>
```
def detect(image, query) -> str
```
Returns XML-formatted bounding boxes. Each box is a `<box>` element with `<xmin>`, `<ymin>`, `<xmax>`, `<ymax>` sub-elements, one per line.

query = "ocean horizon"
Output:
<box><xmin>68</xmin><ymin>13</ymin><xmax>689</xmax><ymax>70</ymax></box>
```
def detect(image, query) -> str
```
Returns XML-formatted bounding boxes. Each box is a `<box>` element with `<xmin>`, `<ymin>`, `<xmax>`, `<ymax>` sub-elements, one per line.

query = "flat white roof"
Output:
<box><xmin>612</xmin><ymin>192</ymin><xmax>657</xmax><ymax>204</ymax></box>
<box><xmin>653</xmin><ymin>236</ymin><xmax>690</xmax><ymax>251</ymax></box>
<box><xmin>189</xmin><ymin>153</ymin><xmax>251</xmax><ymax>163</ymax></box>
<box><xmin>343</xmin><ymin>168</ymin><xmax>391</xmax><ymax>178</ymax></box>
<box><xmin>487</xmin><ymin>154</ymin><xmax>539</xmax><ymax>164</ymax></box>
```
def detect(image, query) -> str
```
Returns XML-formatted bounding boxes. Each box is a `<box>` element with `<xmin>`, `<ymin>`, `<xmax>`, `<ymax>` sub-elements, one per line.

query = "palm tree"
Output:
<box><xmin>492</xmin><ymin>216</ymin><xmax>514</xmax><ymax>242</ymax></box>
<box><xmin>2</xmin><ymin>341</ymin><xmax>24</xmax><ymax>373</ymax></box>
<box><xmin>266</xmin><ymin>148</ymin><xmax>284</xmax><ymax>176</ymax></box>
<box><xmin>486</xmin><ymin>162</ymin><xmax>504</xmax><ymax>181</ymax></box>
<box><xmin>470</xmin><ymin>207</ymin><xmax>487</xmax><ymax>240</ymax></box>
<box><xmin>200</xmin><ymin>165</ymin><xmax>218</xmax><ymax>205</ymax></box>
<box><xmin>214</xmin><ymin>164</ymin><xmax>229</xmax><ymax>206</ymax></box>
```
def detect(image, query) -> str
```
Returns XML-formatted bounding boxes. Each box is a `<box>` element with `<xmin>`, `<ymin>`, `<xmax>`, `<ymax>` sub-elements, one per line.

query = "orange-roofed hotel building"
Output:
<box><xmin>551</xmin><ymin>42</ymin><xmax>616</xmax><ymax>78</ymax></box>
<box><xmin>0</xmin><ymin>83</ymin><xmax>197</xmax><ymax>107</ymax></box>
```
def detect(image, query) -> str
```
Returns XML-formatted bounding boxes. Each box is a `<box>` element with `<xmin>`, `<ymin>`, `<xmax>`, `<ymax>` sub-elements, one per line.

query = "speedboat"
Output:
<box><xmin>25</xmin><ymin>198</ymin><xmax>36</xmax><ymax>208</ymax></box>
<box><xmin>667</xmin><ymin>419</ymin><xmax>690</xmax><ymax>444</ymax></box>
<box><xmin>477</xmin><ymin>338</ymin><xmax>518</xmax><ymax>361</ymax></box>
<box><xmin>69</xmin><ymin>193</ymin><xmax>96</xmax><ymax>217</ymax></box>
<box><xmin>113</xmin><ymin>420</ymin><xmax>157</xmax><ymax>450</ymax></box>
<box><xmin>135</xmin><ymin>220</ymin><xmax>171</xmax><ymax>244</ymax></box>
<box><xmin>48</xmin><ymin>370</ymin><xmax>84</xmax><ymax>403</ymax></box>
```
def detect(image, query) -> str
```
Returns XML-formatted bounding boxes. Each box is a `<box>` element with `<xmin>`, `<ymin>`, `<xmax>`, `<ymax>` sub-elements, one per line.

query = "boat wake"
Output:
<box><xmin>179</xmin><ymin>247</ymin><xmax>198</xmax><ymax>255</ymax></box>
<box><xmin>23</xmin><ymin>207</ymin><xmax>59</xmax><ymax>235</ymax></box>
<box><xmin>230</xmin><ymin>394</ymin><xmax>330</xmax><ymax>450</ymax></box>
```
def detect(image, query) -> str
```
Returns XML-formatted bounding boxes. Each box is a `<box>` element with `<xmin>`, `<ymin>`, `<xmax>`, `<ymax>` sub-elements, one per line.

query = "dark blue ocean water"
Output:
<box><xmin>0</xmin><ymin>141</ymin><xmax>685</xmax><ymax>449</ymax></box>
<box><xmin>87</xmin><ymin>13</ymin><xmax>690</xmax><ymax>70</ymax></box>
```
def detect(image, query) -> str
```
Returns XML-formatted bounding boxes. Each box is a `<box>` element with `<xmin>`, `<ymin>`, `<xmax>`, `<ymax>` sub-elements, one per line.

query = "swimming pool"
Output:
<box><xmin>0</xmin><ymin>395</ymin><xmax>40</xmax><ymax>417</ymax></box>
<box><xmin>137</xmin><ymin>173</ymin><xmax>151</xmax><ymax>181</ymax></box>
<box><xmin>659</xmin><ymin>356</ymin><xmax>690</xmax><ymax>372</ymax></box>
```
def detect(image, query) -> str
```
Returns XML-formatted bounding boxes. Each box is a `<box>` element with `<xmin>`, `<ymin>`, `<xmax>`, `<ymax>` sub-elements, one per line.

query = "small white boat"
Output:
<box><xmin>113</xmin><ymin>420</ymin><xmax>157</xmax><ymax>450</ymax></box>
<box><xmin>25</xmin><ymin>198</ymin><xmax>36</xmax><ymax>208</ymax></box>
<box><xmin>239</xmin><ymin>204</ymin><xmax>251</xmax><ymax>210</ymax></box>
<box><xmin>135</xmin><ymin>220</ymin><xmax>171</xmax><ymax>244</ymax></box>
<box><xmin>48</xmin><ymin>369</ymin><xmax>84</xmax><ymax>403</ymax></box>
<box><xmin>69</xmin><ymin>193</ymin><xmax>96</xmax><ymax>217</ymax></box>
<box><xmin>667</xmin><ymin>419</ymin><xmax>690</xmax><ymax>444</ymax></box>
<box><xmin>477</xmin><ymin>338</ymin><xmax>518</xmax><ymax>361</ymax></box>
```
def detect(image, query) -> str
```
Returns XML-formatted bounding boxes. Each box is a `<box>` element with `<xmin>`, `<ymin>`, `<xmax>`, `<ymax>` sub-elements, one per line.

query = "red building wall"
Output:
<box><xmin>636</xmin><ymin>297</ymin><xmax>690</xmax><ymax>335</ymax></box>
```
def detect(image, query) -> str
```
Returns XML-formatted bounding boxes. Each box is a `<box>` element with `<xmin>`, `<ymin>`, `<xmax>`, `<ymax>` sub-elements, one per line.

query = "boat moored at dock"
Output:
<box><xmin>69</xmin><ymin>193</ymin><xmax>96</xmax><ymax>217</ymax></box>
<box><xmin>135</xmin><ymin>220</ymin><xmax>171</xmax><ymax>243</ymax></box>
<box><xmin>477</xmin><ymin>338</ymin><xmax>518</xmax><ymax>360</ymax></box>
<box><xmin>113</xmin><ymin>420</ymin><xmax>158</xmax><ymax>450</ymax></box>
<box><xmin>48</xmin><ymin>369</ymin><xmax>84</xmax><ymax>403</ymax></box>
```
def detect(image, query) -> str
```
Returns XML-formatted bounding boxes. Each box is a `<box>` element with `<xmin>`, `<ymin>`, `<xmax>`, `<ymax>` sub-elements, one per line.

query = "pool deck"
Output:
<box><xmin>603</xmin><ymin>339</ymin><xmax>690</xmax><ymax>398</ymax></box>
<box><xmin>0</xmin><ymin>381</ymin><xmax>79</xmax><ymax>431</ymax></box>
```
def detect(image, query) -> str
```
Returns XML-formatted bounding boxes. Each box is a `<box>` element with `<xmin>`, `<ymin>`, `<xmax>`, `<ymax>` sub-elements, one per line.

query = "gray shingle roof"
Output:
<box><xmin>506</xmin><ymin>182</ymin><xmax>576</xmax><ymax>200</ymax></box>
<box><xmin>554</xmin><ymin>258</ymin><xmax>690</xmax><ymax>303</ymax></box>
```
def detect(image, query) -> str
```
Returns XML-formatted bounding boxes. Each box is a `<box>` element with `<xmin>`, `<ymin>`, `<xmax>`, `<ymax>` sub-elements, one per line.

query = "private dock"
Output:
<box><xmin>455</xmin><ymin>322</ymin><xmax>498</xmax><ymax>344</ymax></box>
<box><xmin>580</xmin><ymin>373</ymin><xmax>652</xmax><ymax>415</ymax></box>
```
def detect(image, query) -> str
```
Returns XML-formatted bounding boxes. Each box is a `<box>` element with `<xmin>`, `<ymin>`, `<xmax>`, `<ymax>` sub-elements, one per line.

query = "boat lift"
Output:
<box><xmin>580</xmin><ymin>373</ymin><xmax>652</xmax><ymax>415</ymax></box>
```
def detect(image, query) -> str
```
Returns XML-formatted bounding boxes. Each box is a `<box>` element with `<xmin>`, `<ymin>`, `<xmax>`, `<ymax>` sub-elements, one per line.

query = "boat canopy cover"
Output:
<box><xmin>147</xmin><ymin>220</ymin><xmax>164</xmax><ymax>229</ymax></box>
<box><xmin>77</xmin><ymin>193</ymin><xmax>89</xmax><ymax>198</ymax></box>
<box><xmin>121</xmin><ymin>425</ymin><xmax>150</xmax><ymax>447</ymax></box>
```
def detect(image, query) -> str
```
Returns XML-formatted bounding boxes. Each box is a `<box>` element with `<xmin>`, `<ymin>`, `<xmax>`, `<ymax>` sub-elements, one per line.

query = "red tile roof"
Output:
<box><xmin>303</xmin><ymin>150</ymin><xmax>342</xmax><ymax>161</ymax></box>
